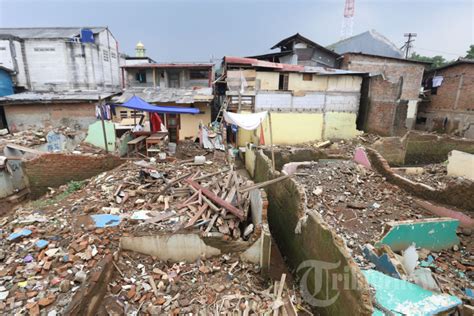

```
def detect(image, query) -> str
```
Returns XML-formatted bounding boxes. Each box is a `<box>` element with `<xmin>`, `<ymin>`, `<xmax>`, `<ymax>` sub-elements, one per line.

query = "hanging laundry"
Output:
<box><xmin>432</xmin><ymin>76</ymin><xmax>444</xmax><ymax>88</ymax></box>
<box><xmin>150</xmin><ymin>113</ymin><xmax>163</xmax><ymax>132</ymax></box>
<box><xmin>223</xmin><ymin>111</ymin><xmax>268</xmax><ymax>130</ymax></box>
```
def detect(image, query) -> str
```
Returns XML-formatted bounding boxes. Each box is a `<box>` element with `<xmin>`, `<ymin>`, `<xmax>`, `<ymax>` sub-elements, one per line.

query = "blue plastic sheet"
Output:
<box><xmin>115</xmin><ymin>96</ymin><xmax>200</xmax><ymax>114</ymax></box>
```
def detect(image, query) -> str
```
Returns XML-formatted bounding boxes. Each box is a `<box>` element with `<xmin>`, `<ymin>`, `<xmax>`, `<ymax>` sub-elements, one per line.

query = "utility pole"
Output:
<box><xmin>402</xmin><ymin>33</ymin><xmax>417</xmax><ymax>58</ymax></box>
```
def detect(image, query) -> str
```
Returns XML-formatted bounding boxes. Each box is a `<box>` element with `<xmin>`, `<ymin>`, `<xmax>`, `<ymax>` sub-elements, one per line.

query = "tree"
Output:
<box><xmin>410</xmin><ymin>53</ymin><xmax>450</xmax><ymax>69</ymax></box>
<box><xmin>465</xmin><ymin>45</ymin><xmax>474</xmax><ymax>59</ymax></box>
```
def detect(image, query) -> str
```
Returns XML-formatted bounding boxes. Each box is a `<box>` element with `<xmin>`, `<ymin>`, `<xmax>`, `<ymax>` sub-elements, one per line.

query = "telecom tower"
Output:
<box><xmin>341</xmin><ymin>0</ymin><xmax>355</xmax><ymax>40</ymax></box>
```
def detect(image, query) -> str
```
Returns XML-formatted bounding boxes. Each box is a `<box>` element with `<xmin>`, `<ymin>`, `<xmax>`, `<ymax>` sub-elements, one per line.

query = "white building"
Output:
<box><xmin>0</xmin><ymin>27</ymin><xmax>123</xmax><ymax>93</ymax></box>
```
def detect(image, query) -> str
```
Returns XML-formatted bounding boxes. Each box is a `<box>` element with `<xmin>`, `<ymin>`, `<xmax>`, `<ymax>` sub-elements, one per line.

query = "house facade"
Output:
<box><xmin>339</xmin><ymin>52</ymin><xmax>429</xmax><ymax>136</ymax></box>
<box><xmin>248</xmin><ymin>33</ymin><xmax>340</xmax><ymax>68</ymax></box>
<box><xmin>417</xmin><ymin>59</ymin><xmax>474</xmax><ymax>138</ymax></box>
<box><xmin>116</xmin><ymin>60</ymin><xmax>214</xmax><ymax>142</ymax></box>
<box><xmin>222</xmin><ymin>56</ymin><xmax>366</xmax><ymax>145</ymax></box>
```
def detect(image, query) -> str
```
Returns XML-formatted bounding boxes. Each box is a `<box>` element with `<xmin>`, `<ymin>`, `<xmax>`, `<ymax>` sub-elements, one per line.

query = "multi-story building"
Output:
<box><xmin>0</xmin><ymin>27</ymin><xmax>122</xmax><ymax>92</ymax></box>
<box><xmin>0</xmin><ymin>27</ymin><xmax>123</xmax><ymax>131</ymax></box>
<box><xmin>221</xmin><ymin>56</ymin><xmax>366</xmax><ymax>145</ymax></box>
<box><xmin>114</xmin><ymin>43</ymin><xmax>214</xmax><ymax>142</ymax></box>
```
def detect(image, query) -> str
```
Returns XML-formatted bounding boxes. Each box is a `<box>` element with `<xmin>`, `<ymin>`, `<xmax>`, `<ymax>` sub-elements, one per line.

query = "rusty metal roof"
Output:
<box><xmin>122</xmin><ymin>63</ymin><xmax>214</xmax><ymax>69</ymax></box>
<box><xmin>224</xmin><ymin>56</ymin><xmax>365</xmax><ymax>75</ymax></box>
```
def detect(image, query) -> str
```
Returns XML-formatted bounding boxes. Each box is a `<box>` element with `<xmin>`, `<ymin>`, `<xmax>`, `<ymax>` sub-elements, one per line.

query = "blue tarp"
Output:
<box><xmin>115</xmin><ymin>95</ymin><xmax>200</xmax><ymax>114</ymax></box>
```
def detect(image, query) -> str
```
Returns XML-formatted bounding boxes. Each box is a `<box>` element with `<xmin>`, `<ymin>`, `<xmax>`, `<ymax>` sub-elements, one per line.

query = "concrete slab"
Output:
<box><xmin>447</xmin><ymin>150</ymin><xmax>474</xmax><ymax>181</ymax></box>
<box><xmin>376</xmin><ymin>218</ymin><xmax>460</xmax><ymax>252</ymax></box>
<box><xmin>363</xmin><ymin>270</ymin><xmax>461</xmax><ymax>315</ymax></box>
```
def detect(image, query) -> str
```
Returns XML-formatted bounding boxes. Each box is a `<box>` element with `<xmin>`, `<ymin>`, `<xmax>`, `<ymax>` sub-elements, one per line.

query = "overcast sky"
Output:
<box><xmin>0</xmin><ymin>0</ymin><xmax>472</xmax><ymax>62</ymax></box>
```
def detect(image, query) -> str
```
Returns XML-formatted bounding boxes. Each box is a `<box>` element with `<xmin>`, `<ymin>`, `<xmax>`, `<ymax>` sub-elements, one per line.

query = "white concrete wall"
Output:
<box><xmin>447</xmin><ymin>150</ymin><xmax>474</xmax><ymax>181</ymax></box>
<box><xmin>0</xmin><ymin>40</ymin><xmax>15</xmax><ymax>70</ymax></box>
<box><xmin>255</xmin><ymin>91</ymin><xmax>360</xmax><ymax>113</ymax></box>
<box><xmin>0</xmin><ymin>29</ymin><xmax>121</xmax><ymax>92</ymax></box>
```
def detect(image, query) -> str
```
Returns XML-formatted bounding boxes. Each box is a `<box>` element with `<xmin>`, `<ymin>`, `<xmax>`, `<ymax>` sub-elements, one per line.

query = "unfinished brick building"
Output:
<box><xmin>417</xmin><ymin>58</ymin><xmax>474</xmax><ymax>138</ymax></box>
<box><xmin>340</xmin><ymin>53</ymin><xmax>430</xmax><ymax>136</ymax></box>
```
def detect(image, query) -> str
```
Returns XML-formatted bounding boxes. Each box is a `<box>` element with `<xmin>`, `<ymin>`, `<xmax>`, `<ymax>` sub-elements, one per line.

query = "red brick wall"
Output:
<box><xmin>24</xmin><ymin>153</ymin><xmax>123</xmax><ymax>197</ymax></box>
<box><xmin>341</xmin><ymin>54</ymin><xmax>426</xmax><ymax>100</ymax></box>
<box><xmin>427</xmin><ymin>64</ymin><xmax>474</xmax><ymax>111</ymax></box>
<box><xmin>364</xmin><ymin>75</ymin><xmax>403</xmax><ymax>136</ymax></box>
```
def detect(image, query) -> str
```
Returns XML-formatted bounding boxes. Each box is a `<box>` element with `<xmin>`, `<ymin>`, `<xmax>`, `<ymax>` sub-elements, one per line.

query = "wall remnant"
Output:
<box><xmin>366</xmin><ymin>147</ymin><xmax>474</xmax><ymax>211</ymax></box>
<box><xmin>23</xmin><ymin>153</ymin><xmax>123</xmax><ymax>197</ymax></box>
<box><xmin>447</xmin><ymin>150</ymin><xmax>474</xmax><ymax>181</ymax></box>
<box><xmin>371</xmin><ymin>131</ymin><xmax>474</xmax><ymax>165</ymax></box>
<box><xmin>248</xmin><ymin>148</ymin><xmax>373</xmax><ymax>315</ymax></box>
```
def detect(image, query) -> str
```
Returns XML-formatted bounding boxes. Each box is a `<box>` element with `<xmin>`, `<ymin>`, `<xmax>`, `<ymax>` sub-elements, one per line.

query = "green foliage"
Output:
<box><xmin>466</xmin><ymin>45</ymin><xmax>474</xmax><ymax>59</ymax></box>
<box><xmin>410</xmin><ymin>53</ymin><xmax>451</xmax><ymax>69</ymax></box>
<box><xmin>30</xmin><ymin>180</ymin><xmax>85</xmax><ymax>208</ymax></box>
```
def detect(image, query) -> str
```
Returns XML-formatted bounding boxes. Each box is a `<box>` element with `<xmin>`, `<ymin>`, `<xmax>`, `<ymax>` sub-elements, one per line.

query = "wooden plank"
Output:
<box><xmin>186</xmin><ymin>179</ymin><xmax>244</xmax><ymax>220</ymax></box>
<box><xmin>193</xmin><ymin>168</ymin><xmax>230</xmax><ymax>181</ymax></box>
<box><xmin>127</xmin><ymin>135</ymin><xmax>147</xmax><ymax>145</ymax></box>
<box><xmin>185</xmin><ymin>204</ymin><xmax>209</xmax><ymax>228</ymax></box>
<box><xmin>205</xmin><ymin>214</ymin><xmax>219</xmax><ymax>233</ymax></box>
<box><xmin>5</xmin><ymin>143</ymin><xmax>43</xmax><ymax>154</ymax></box>
<box><xmin>239</xmin><ymin>174</ymin><xmax>293</xmax><ymax>193</ymax></box>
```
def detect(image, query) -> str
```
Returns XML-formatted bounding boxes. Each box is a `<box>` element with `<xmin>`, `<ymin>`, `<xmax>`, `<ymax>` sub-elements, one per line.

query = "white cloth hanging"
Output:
<box><xmin>432</xmin><ymin>76</ymin><xmax>444</xmax><ymax>88</ymax></box>
<box><xmin>223</xmin><ymin>111</ymin><xmax>268</xmax><ymax>131</ymax></box>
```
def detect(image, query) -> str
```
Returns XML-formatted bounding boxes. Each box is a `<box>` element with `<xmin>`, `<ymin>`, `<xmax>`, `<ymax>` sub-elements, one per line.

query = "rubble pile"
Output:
<box><xmin>175</xmin><ymin>140</ymin><xmax>210</xmax><ymax>159</ymax></box>
<box><xmin>394</xmin><ymin>163</ymin><xmax>454</xmax><ymax>190</ymax></box>
<box><xmin>76</xmin><ymin>160</ymin><xmax>255</xmax><ymax>239</ymax></box>
<box><xmin>0</xmin><ymin>129</ymin><xmax>49</xmax><ymax>152</ymax></box>
<box><xmin>0</xmin><ymin>200</ymin><xmax>122</xmax><ymax>315</ymax></box>
<box><xmin>269</xmin><ymin>133</ymin><xmax>380</xmax><ymax>159</ymax></box>
<box><xmin>294</xmin><ymin>160</ymin><xmax>473</xmax><ymax>301</ymax></box>
<box><xmin>0</xmin><ymin>158</ymin><xmax>307</xmax><ymax>315</ymax></box>
<box><xmin>105</xmin><ymin>251</ymin><xmax>308</xmax><ymax>315</ymax></box>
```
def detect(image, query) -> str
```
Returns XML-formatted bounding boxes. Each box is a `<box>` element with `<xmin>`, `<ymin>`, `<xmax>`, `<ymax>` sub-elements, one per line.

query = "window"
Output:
<box><xmin>131</xmin><ymin>111</ymin><xmax>144</xmax><ymax>118</ymax></box>
<box><xmin>111</xmin><ymin>52</ymin><xmax>116</xmax><ymax>59</ymax></box>
<box><xmin>103</xmin><ymin>50</ymin><xmax>109</xmax><ymax>62</ymax></box>
<box><xmin>278</xmin><ymin>73</ymin><xmax>289</xmax><ymax>90</ymax></box>
<box><xmin>135</xmin><ymin>71</ymin><xmax>147</xmax><ymax>83</ymax></box>
<box><xmin>34</xmin><ymin>47</ymin><xmax>55</xmax><ymax>52</ymax></box>
<box><xmin>119</xmin><ymin>111</ymin><xmax>128</xmax><ymax>119</ymax></box>
<box><xmin>190</xmin><ymin>70</ymin><xmax>208</xmax><ymax>80</ymax></box>
<box><xmin>302</xmin><ymin>73</ymin><xmax>313</xmax><ymax>81</ymax></box>
<box><xmin>0</xmin><ymin>47</ymin><xmax>6</xmax><ymax>51</ymax></box>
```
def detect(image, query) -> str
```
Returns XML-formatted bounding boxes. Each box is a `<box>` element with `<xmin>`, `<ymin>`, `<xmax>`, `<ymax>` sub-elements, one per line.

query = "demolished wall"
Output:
<box><xmin>366</xmin><ymin>148</ymin><xmax>474</xmax><ymax>211</ymax></box>
<box><xmin>371</xmin><ymin>131</ymin><xmax>474</xmax><ymax>165</ymax></box>
<box><xmin>23</xmin><ymin>153</ymin><xmax>123</xmax><ymax>197</ymax></box>
<box><xmin>250</xmin><ymin>149</ymin><xmax>373</xmax><ymax>315</ymax></box>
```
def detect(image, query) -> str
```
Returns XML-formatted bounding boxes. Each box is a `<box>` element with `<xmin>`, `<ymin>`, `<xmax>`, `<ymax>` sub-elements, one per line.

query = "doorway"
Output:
<box><xmin>165</xmin><ymin>113</ymin><xmax>180</xmax><ymax>143</ymax></box>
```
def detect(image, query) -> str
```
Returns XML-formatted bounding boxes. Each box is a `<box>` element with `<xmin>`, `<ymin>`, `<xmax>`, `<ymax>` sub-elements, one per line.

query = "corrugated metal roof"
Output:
<box><xmin>0</xmin><ymin>91</ymin><xmax>116</xmax><ymax>103</ymax></box>
<box><xmin>428</xmin><ymin>58</ymin><xmax>474</xmax><ymax>72</ymax></box>
<box><xmin>0</xmin><ymin>27</ymin><xmax>106</xmax><ymax>39</ymax></box>
<box><xmin>122</xmin><ymin>63</ymin><xmax>214</xmax><ymax>69</ymax></box>
<box><xmin>113</xmin><ymin>87</ymin><xmax>213</xmax><ymax>104</ymax></box>
<box><xmin>224</xmin><ymin>56</ymin><xmax>366</xmax><ymax>75</ymax></box>
<box><xmin>270</xmin><ymin>33</ymin><xmax>340</xmax><ymax>57</ymax></box>
<box><xmin>328</xmin><ymin>30</ymin><xmax>404</xmax><ymax>58</ymax></box>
